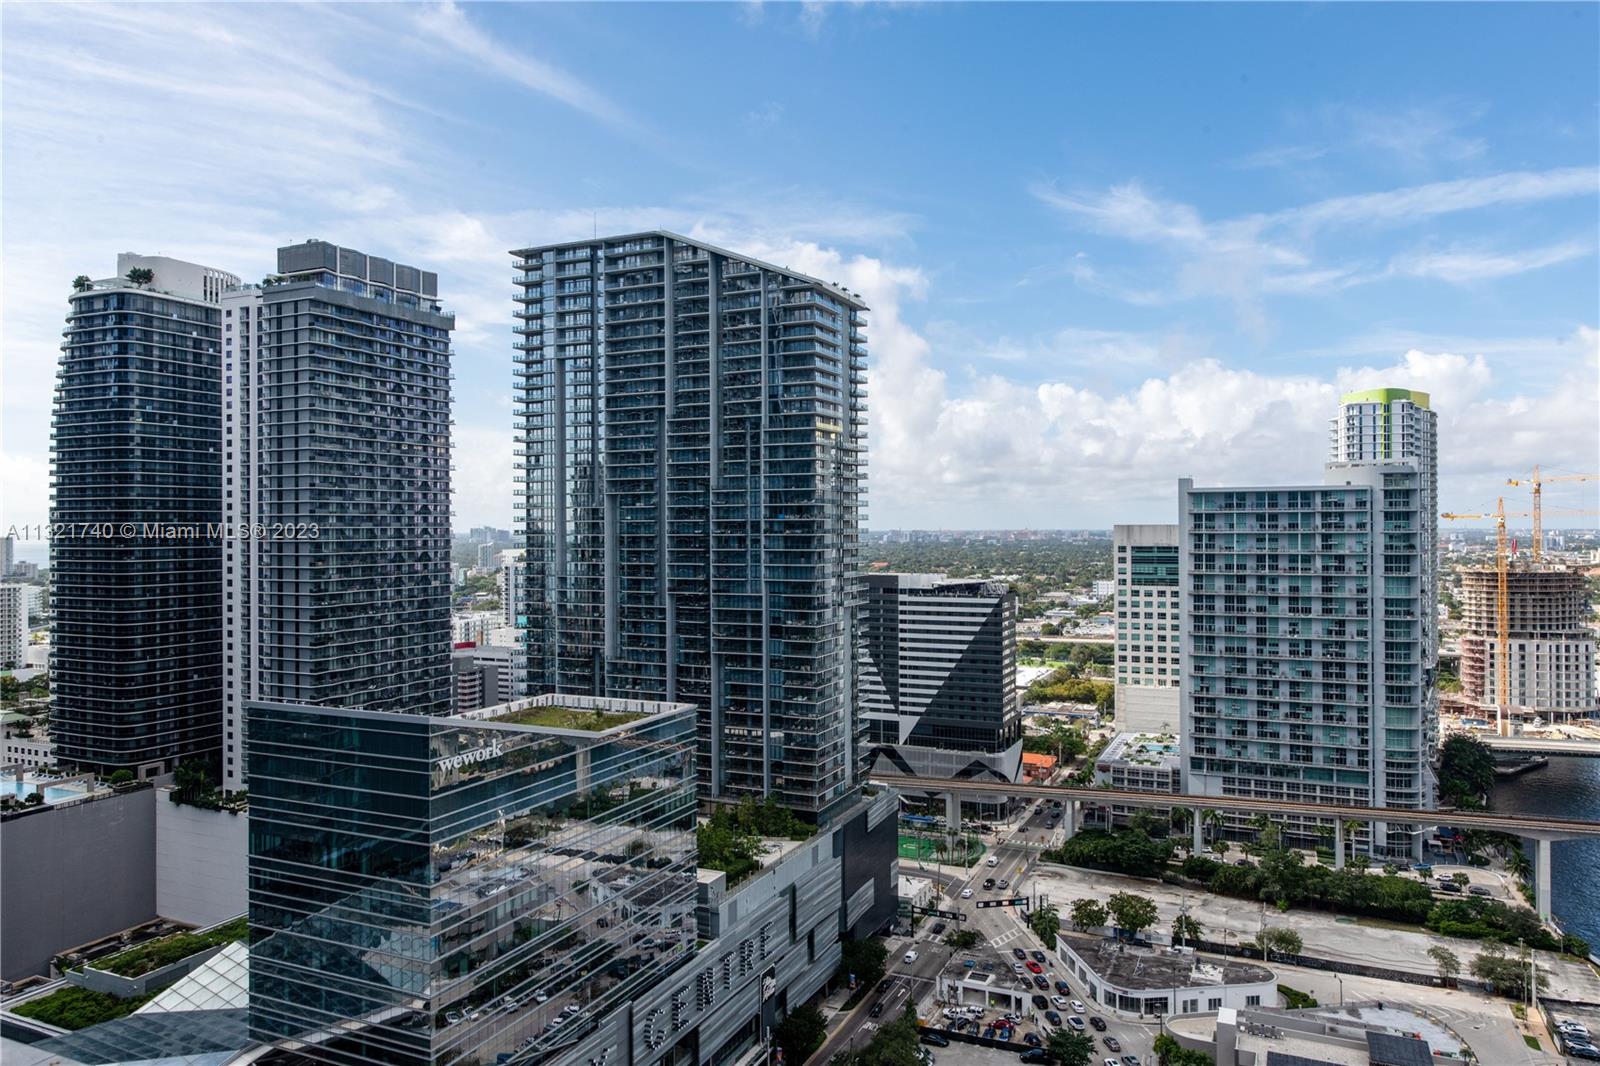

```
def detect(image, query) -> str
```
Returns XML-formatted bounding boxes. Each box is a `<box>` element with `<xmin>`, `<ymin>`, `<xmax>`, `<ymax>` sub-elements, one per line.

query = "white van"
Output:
<box><xmin>987</xmin><ymin>856</ymin><xmax>999</xmax><ymax>867</ymax></box>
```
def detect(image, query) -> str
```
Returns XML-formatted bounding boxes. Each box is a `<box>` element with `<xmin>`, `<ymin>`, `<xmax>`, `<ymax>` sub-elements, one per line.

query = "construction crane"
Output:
<box><xmin>1441</xmin><ymin>499</ymin><xmax>1599</xmax><ymax>735</ymax></box>
<box><xmin>1504</xmin><ymin>466</ymin><xmax>1598</xmax><ymax>562</ymax></box>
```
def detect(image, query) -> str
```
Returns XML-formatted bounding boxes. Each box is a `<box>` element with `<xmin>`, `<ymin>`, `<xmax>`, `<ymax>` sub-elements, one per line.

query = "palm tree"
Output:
<box><xmin>932</xmin><ymin>837</ymin><xmax>948</xmax><ymax>866</ymax></box>
<box><xmin>1171</xmin><ymin>913</ymin><xmax>1203</xmax><ymax>947</ymax></box>
<box><xmin>1506</xmin><ymin>848</ymin><xmax>1532</xmax><ymax>883</ymax></box>
<box><xmin>71</xmin><ymin>274</ymin><xmax>92</xmax><ymax>292</ymax></box>
<box><xmin>1341</xmin><ymin>819</ymin><xmax>1362</xmax><ymax>866</ymax></box>
<box><xmin>1201</xmin><ymin>808</ymin><xmax>1222</xmax><ymax>847</ymax></box>
<box><xmin>1212</xmin><ymin>838</ymin><xmax>1230</xmax><ymax>861</ymax></box>
<box><xmin>125</xmin><ymin>266</ymin><xmax>154</xmax><ymax>287</ymax></box>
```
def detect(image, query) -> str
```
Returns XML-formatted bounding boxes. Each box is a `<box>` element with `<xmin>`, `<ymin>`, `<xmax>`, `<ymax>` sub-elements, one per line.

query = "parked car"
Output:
<box><xmin>1052</xmin><ymin>995</ymin><xmax>1069</xmax><ymax>1008</ymax></box>
<box><xmin>982</xmin><ymin>1025</ymin><xmax>996</xmax><ymax>1039</ymax></box>
<box><xmin>1019</xmin><ymin>1050</ymin><xmax>1053</xmax><ymax>1065</ymax></box>
<box><xmin>1032</xmin><ymin>994</ymin><xmax>1049</xmax><ymax>1009</ymax></box>
<box><xmin>1437</xmin><ymin>881</ymin><xmax>1463</xmax><ymax>894</ymax></box>
<box><xmin>1055</xmin><ymin>980</ymin><xmax>1072</xmax><ymax>995</ymax></box>
<box><xmin>1468</xmin><ymin>885</ymin><xmax>1492</xmax><ymax>897</ymax></box>
<box><xmin>1090</xmin><ymin>1016</ymin><xmax>1107</xmax><ymax>1031</ymax></box>
<box><xmin>1568</xmin><ymin>1046</ymin><xmax>1600</xmax><ymax>1061</ymax></box>
<box><xmin>1013</xmin><ymin>962</ymin><xmax>1027</xmax><ymax>974</ymax></box>
<box><xmin>1122</xmin><ymin>1056</ymin><xmax>1142</xmax><ymax>1066</ymax></box>
<box><xmin>1045</xmin><ymin>1009</ymin><xmax>1062</xmax><ymax>1026</ymax></box>
<box><xmin>1026</xmin><ymin>961</ymin><xmax>1044</xmax><ymax>974</ymax></box>
<box><xmin>920</xmin><ymin>1032</ymin><xmax>951</xmax><ymax>1047</ymax></box>
<box><xmin>1071</xmin><ymin>1000</ymin><xmax>1086</xmax><ymax>1014</ymax></box>
<box><xmin>1024</xmin><ymin>1032</ymin><xmax>1042</xmax><ymax>1047</ymax></box>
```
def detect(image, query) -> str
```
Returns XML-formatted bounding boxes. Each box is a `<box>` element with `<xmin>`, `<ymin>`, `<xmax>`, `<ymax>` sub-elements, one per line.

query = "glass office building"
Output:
<box><xmin>246</xmin><ymin>693</ymin><xmax>697</xmax><ymax>1066</ymax></box>
<box><xmin>51</xmin><ymin>255</ymin><xmax>239</xmax><ymax>776</ymax></box>
<box><xmin>510</xmin><ymin>232</ymin><xmax>868</xmax><ymax>822</ymax></box>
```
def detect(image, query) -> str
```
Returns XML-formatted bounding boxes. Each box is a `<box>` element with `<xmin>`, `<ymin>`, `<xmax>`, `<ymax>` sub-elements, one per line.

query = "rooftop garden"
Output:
<box><xmin>11</xmin><ymin>986</ymin><xmax>154</xmax><ymax>1030</ymax></box>
<box><xmin>488</xmin><ymin>705</ymin><xmax>648</xmax><ymax>731</ymax></box>
<box><xmin>89</xmin><ymin>917</ymin><xmax>248</xmax><ymax>978</ymax></box>
<box><xmin>697</xmin><ymin>797</ymin><xmax>815</xmax><ymax>886</ymax></box>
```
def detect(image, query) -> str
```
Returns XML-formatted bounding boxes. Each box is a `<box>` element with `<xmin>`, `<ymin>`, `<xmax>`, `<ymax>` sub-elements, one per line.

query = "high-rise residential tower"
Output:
<box><xmin>1112</xmin><ymin>524</ymin><xmax>1181</xmax><ymax>734</ymax></box>
<box><xmin>51</xmin><ymin>255</ymin><xmax>237</xmax><ymax>777</ymax></box>
<box><xmin>859</xmin><ymin>573</ymin><xmax>1021</xmax><ymax>813</ymax></box>
<box><xmin>1180</xmin><ymin>389</ymin><xmax>1438</xmax><ymax>858</ymax></box>
<box><xmin>221</xmin><ymin>241</ymin><xmax>454</xmax><ymax>790</ymax></box>
<box><xmin>511</xmin><ymin>232</ymin><xmax>867</xmax><ymax>821</ymax></box>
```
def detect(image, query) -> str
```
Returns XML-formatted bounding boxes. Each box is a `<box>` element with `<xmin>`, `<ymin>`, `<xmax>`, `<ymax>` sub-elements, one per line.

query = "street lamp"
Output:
<box><xmin>1336</xmin><ymin>976</ymin><xmax>1344</xmax><ymax>1006</ymax></box>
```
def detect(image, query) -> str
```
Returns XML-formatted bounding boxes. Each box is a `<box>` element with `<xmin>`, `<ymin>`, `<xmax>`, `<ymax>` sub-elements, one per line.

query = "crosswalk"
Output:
<box><xmin>991</xmin><ymin>927</ymin><xmax>1024</xmax><ymax>948</ymax></box>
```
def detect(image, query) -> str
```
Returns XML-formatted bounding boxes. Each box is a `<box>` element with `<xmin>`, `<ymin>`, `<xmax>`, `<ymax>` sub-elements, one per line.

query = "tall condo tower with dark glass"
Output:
<box><xmin>220</xmin><ymin>241</ymin><xmax>454</xmax><ymax>790</ymax></box>
<box><xmin>51</xmin><ymin>255</ymin><xmax>239</xmax><ymax>776</ymax></box>
<box><xmin>511</xmin><ymin>232</ymin><xmax>868</xmax><ymax>821</ymax></box>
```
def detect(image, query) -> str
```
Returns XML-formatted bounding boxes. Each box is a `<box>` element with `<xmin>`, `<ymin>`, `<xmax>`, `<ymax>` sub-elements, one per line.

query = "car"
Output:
<box><xmin>445</xmin><ymin>1011</ymin><xmax>464</xmax><ymax>1026</ymax></box>
<box><xmin>1026</xmin><ymin>960</ymin><xmax>1044</xmax><ymax>973</ymax></box>
<box><xmin>1122</xmin><ymin>1057</ymin><xmax>1142</xmax><ymax>1066</ymax></box>
<box><xmin>1067</xmin><ymin>1016</ymin><xmax>1086</xmax><ymax>1031</ymax></box>
<box><xmin>1071</xmin><ymin>1000</ymin><xmax>1086</xmax><ymax>1014</ymax></box>
<box><xmin>1568</xmin><ymin>1046</ymin><xmax>1600</xmax><ymax>1062</ymax></box>
<box><xmin>1090</xmin><ymin>1016</ymin><xmax>1107</xmax><ymax>1031</ymax></box>
<box><xmin>931</xmin><ymin>922</ymin><xmax>947</xmax><ymax>935</ymax></box>
<box><xmin>988</xmin><ymin>855</ymin><xmax>1000</xmax><ymax>867</ymax></box>
<box><xmin>1055</xmin><ymin>980</ymin><xmax>1071</xmax><ymax>995</ymax></box>
<box><xmin>998</xmin><ymin>879</ymin><xmax>1011</xmax><ymax>890</ymax></box>
<box><xmin>1045</xmin><ymin>1010</ymin><xmax>1062</xmax><ymax>1026</ymax></box>
<box><xmin>562</xmin><ymin>1005</ymin><xmax>580</xmax><ymax>1016</ymax></box>
<box><xmin>1468</xmin><ymin>885</ymin><xmax>1492</xmax><ymax>897</ymax></box>
<box><xmin>985</xmin><ymin>878</ymin><xmax>998</xmax><ymax>889</ymax></box>
<box><xmin>1019</xmin><ymin>1051</ymin><xmax>1053</xmax><ymax>1065</ymax></box>
<box><xmin>961</xmin><ymin>888</ymin><xmax>974</xmax><ymax>898</ymax></box>
<box><xmin>904</xmin><ymin>949</ymin><xmax>919</xmax><ymax>964</ymax></box>
<box><xmin>1437</xmin><ymin>881</ymin><xmax>1463</xmax><ymax>894</ymax></box>
<box><xmin>1559</xmin><ymin>1022</ymin><xmax>1590</xmax><ymax>1034</ymax></box>
<box><xmin>921</xmin><ymin>1033</ymin><xmax>951</xmax><ymax>1048</ymax></box>
<box><xmin>1031</xmin><ymin>950</ymin><xmax>1048</xmax><ymax>964</ymax></box>
<box><xmin>982</xmin><ymin>1025</ymin><xmax>996</xmax><ymax>1040</ymax></box>
<box><xmin>1013</xmin><ymin>948</ymin><xmax>1029</xmax><ymax>960</ymax></box>
<box><xmin>1013</xmin><ymin>962</ymin><xmax>1027</xmax><ymax>974</ymax></box>
<box><xmin>1032</xmin><ymin>994</ymin><xmax>1049</xmax><ymax>1009</ymax></box>
<box><xmin>869</xmin><ymin>1000</ymin><xmax>885</xmax><ymax>1018</ymax></box>
<box><xmin>1024</xmin><ymin>1032</ymin><xmax>1042</xmax><ymax>1047</ymax></box>
<box><xmin>1104</xmin><ymin>1036</ymin><xmax>1122</xmax><ymax>1052</ymax></box>
<box><xmin>1052</xmin><ymin>995</ymin><xmax>1069</xmax><ymax>1008</ymax></box>
<box><xmin>879</xmin><ymin>979</ymin><xmax>892</xmax><ymax>993</ymax></box>
<box><xmin>1034</xmin><ymin>975</ymin><xmax>1050</xmax><ymax>990</ymax></box>
<box><xmin>1105</xmin><ymin>1060</ymin><xmax>1120</xmax><ymax>1066</ymax></box>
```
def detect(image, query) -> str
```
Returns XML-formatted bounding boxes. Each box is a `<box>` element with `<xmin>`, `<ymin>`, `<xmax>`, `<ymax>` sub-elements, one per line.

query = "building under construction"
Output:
<box><xmin>1459</xmin><ymin>565</ymin><xmax>1597</xmax><ymax>717</ymax></box>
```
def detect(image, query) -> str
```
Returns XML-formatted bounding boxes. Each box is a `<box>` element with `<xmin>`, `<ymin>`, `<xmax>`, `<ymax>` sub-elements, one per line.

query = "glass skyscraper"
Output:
<box><xmin>246</xmin><ymin>694</ymin><xmax>698</xmax><ymax>1066</ymax></box>
<box><xmin>51</xmin><ymin>255</ymin><xmax>239</xmax><ymax>776</ymax></box>
<box><xmin>510</xmin><ymin>232</ymin><xmax>867</xmax><ymax>821</ymax></box>
<box><xmin>221</xmin><ymin>242</ymin><xmax>455</xmax><ymax>790</ymax></box>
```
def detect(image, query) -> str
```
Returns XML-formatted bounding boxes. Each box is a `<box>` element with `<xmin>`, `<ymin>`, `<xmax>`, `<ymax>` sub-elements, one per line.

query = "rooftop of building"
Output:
<box><xmin>509</xmin><ymin>230</ymin><xmax>868</xmax><ymax>309</ymax></box>
<box><xmin>460</xmin><ymin>694</ymin><xmax>689</xmax><ymax>734</ymax></box>
<box><xmin>1058</xmin><ymin>932</ymin><xmax>1274</xmax><ymax>991</ymax></box>
<box><xmin>1338</xmin><ymin>386</ymin><xmax>1430</xmax><ymax>409</ymax></box>
<box><xmin>1098</xmin><ymin>731</ymin><xmax>1181</xmax><ymax>769</ymax></box>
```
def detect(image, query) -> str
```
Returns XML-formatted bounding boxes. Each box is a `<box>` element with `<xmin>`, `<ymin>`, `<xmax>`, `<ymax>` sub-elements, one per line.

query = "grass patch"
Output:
<box><xmin>1523</xmin><ymin>1035</ymin><xmax>1541</xmax><ymax>1050</ymax></box>
<box><xmin>91</xmin><ymin>917</ymin><xmax>248</xmax><ymax>978</ymax></box>
<box><xmin>488</xmin><ymin>705</ymin><xmax>647</xmax><ymax>731</ymax></box>
<box><xmin>12</xmin><ymin>986</ymin><xmax>154</xmax><ymax>1030</ymax></box>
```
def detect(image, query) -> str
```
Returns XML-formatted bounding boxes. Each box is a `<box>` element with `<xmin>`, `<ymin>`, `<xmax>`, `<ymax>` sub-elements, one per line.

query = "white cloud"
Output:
<box><xmin>1386</xmin><ymin>241</ymin><xmax>1590</xmax><ymax>284</ymax></box>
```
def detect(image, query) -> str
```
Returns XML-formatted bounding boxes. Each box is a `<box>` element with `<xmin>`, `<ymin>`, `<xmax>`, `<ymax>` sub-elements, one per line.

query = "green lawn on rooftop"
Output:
<box><xmin>488</xmin><ymin>705</ymin><xmax>647</xmax><ymax>731</ymax></box>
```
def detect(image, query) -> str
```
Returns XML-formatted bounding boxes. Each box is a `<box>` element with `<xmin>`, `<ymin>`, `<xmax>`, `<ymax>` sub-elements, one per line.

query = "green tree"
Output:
<box><xmin>1171</xmin><ymin>913</ymin><xmax>1204</xmax><ymax>946</ymax></box>
<box><xmin>1028</xmin><ymin>902</ymin><xmax>1061</xmax><ymax>945</ymax></box>
<box><xmin>773</xmin><ymin>1003</ymin><xmax>828</xmax><ymax>1064</ymax></box>
<box><xmin>125</xmin><ymin>266</ymin><xmax>155</xmax><ymax>287</ymax></box>
<box><xmin>1470</xmin><ymin>942</ymin><xmax>1545</xmax><ymax>1000</ymax></box>
<box><xmin>1069</xmin><ymin>897</ymin><xmax>1107</xmax><ymax>933</ymax></box>
<box><xmin>1105</xmin><ymin>892</ymin><xmax>1159</xmax><ymax>939</ymax></box>
<box><xmin>835</xmin><ymin>937</ymin><xmax>887</xmax><ymax>996</ymax></box>
<box><xmin>1427</xmin><ymin>945</ymin><xmax>1461</xmax><ymax>985</ymax></box>
<box><xmin>1439</xmin><ymin>734</ymin><xmax>1496</xmax><ymax>808</ymax></box>
<box><xmin>72</xmin><ymin>274</ymin><xmax>93</xmax><ymax>292</ymax></box>
<box><xmin>946</xmin><ymin>929</ymin><xmax>980</xmax><ymax>950</ymax></box>
<box><xmin>1154</xmin><ymin>1032</ymin><xmax>1216</xmax><ymax>1066</ymax></box>
<box><xmin>1046</xmin><ymin>1026</ymin><xmax>1096</xmax><ymax>1066</ymax></box>
<box><xmin>1255</xmin><ymin>927</ymin><xmax>1303</xmax><ymax>959</ymax></box>
<box><xmin>108</xmin><ymin>769</ymin><xmax>135</xmax><ymax>787</ymax></box>
<box><xmin>1506</xmin><ymin>848</ymin><xmax>1532</xmax><ymax>883</ymax></box>
<box><xmin>1451</xmin><ymin>872</ymin><xmax>1470</xmax><ymax>887</ymax></box>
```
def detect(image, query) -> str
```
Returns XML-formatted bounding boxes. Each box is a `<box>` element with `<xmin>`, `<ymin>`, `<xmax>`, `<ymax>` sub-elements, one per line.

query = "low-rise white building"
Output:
<box><xmin>1054</xmin><ymin>932</ymin><xmax>1276</xmax><ymax>1019</ymax></box>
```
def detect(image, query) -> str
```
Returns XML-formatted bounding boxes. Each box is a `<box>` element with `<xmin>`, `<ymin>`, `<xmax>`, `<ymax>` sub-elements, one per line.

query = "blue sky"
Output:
<box><xmin>2</xmin><ymin>2</ymin><xmax>1596</xmax><ymax>553</ymax></box>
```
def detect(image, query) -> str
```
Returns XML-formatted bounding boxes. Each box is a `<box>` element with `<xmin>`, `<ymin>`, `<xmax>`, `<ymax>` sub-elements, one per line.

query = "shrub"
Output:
<box><xmin>12</xmin><ymin>986</ymin><xmax>153</xmax><ymax>1030</ymax></box>
<box><xmin>92</xmin><ymin>917</ymin><xmax>249</xmax><ymax>978</ymax></box>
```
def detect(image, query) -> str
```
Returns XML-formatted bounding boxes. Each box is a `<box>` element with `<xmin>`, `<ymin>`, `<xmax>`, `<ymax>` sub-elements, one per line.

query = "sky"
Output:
<box><xmin>2</xmin><ymin>2</ymin><xmax>1597</xmax><ymax>557</ymax></box>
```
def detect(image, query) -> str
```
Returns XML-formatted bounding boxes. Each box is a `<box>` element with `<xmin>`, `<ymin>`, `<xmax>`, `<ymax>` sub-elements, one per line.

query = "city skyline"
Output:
<box><xmin>2</xmin><ymin>2</ymin><xmax>1597</xmax><ymax>545</ymax></box>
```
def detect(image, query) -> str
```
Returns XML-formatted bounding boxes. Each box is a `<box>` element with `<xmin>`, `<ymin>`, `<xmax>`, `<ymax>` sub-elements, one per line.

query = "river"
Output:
<box><xmin>1491</xmin><ymin>755</ymin><xmax>1600</xmax><ymax>949</ymax></box>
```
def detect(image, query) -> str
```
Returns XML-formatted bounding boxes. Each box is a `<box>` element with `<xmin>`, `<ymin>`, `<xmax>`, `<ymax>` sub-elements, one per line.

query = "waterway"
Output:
<box><xmin>1492</xmin><ymin>755</ymin><xmax>1600</xmax><ymax>949</ymax></box>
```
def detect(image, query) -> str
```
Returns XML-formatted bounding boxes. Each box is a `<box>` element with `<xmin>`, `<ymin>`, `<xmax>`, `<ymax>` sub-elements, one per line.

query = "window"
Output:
<box><xmin>1246</xmin><ymin>994</ymin><xmax>1261</xmax><ymax>1006</ymax></box>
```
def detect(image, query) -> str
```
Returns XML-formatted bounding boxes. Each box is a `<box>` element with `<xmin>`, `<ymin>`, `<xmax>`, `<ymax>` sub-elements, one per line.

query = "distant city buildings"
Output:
<box><xmin>221</xmin><ymin>241</ymin><xmax>454</xmax><ymax>790</ymax></box>
<box><xmin>0</xmin><ymin>585</ymin><xmax>27</xmax><ymax>670</ymax></box>
<box><xmin>51</xmin><ymin>254</ymin><xmax>234</xmax><ymax>777</ymax></box>
<box><xmin>498</xmin><ymin>547</ymin><xmax>526</xmax><ymax>627</ymax></box>
<box><xmin>2</xmin><ymin>534</ymin><xmax>13</xmax><ymax>577</ymax></box>
<box><xmin>1113</xmin><ymin>524</ymin><xmax>1181</xmax><ymax>735</ymax></box>
<box><xmin>859</xmin><ymin>573</ymin><xmax>1022</xmax><ymax>815</ymax></box>
<box><xmin>451</xmin><ymin>642</ymin><xmax>514</xmax><ymax>712</ymax></box>
<box><xmin>512</xmin><ymin>232</ymin><xmax>867</xmax><ymax>820</ymax></box>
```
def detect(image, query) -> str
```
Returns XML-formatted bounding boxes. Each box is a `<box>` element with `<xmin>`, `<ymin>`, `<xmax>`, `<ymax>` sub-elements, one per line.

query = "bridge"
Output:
<box><xmin>1477</xmin><ymin>735</ymin><xmax>1600</xmax><ymax>758</ymax></box>
<box><xmin>869</xmin><ymin>772</ymin><xmax>1600</xmax><ymax>923</ymax></box>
